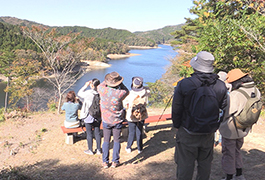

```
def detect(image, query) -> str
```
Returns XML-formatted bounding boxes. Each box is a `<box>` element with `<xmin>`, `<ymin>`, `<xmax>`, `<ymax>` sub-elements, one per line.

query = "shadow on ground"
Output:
<box><xmin>0</xmin><ymin>159</ymin><xmax>113</xmax><ymax>180</ymax></box>
<box><xmin>123</xmin><ymin>124</ymin><xmax>175</xmax><ymax>165</ymax></box>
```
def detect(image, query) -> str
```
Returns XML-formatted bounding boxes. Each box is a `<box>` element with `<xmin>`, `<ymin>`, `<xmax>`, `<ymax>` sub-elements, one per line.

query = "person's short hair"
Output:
<box><xmin>66</xmin><ymin>91</ymin><xmax>76</xmax><ymax>103</ymax></box>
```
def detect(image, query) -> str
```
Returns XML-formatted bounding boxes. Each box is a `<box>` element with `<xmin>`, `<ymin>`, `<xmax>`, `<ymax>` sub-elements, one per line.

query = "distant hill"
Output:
<box><xmin>0</xmin><ymin>16</ymin><xmax>156</xmax><ymax>47</ymax></box>
<box><xmin>134</xmin><ymin>24</ymin><xmax>184</xmax><ymax>44</ymax></box>
<box><xmin>54</xmin><ymin>26</ymin><xmax>156</xmax><ymax>47</ymax></box>
<box><xmin>0</xmin><ymin>16</ymin><xmax>47</xmax><ymax>27</ymax></box>
<box><xmin>0</xmin><ymin>16</ymin><xmax>183</xmax><ymax>46</ymax></box>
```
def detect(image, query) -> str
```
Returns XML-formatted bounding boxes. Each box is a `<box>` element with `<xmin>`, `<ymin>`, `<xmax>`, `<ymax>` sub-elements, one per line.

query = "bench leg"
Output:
<box><xmin>65</xmin><ymin>133</ymin><xmax>74</xmax><ymax>144</ymax></box>
<box><xmin>143</xmin><ymin>123</ymin><xmax>149</xmax><ymax>133</ymax></box>
<box><xmin>121</xmin><ymin>127</ymin><xmax>128</xmax><ymax>137</ymax></box>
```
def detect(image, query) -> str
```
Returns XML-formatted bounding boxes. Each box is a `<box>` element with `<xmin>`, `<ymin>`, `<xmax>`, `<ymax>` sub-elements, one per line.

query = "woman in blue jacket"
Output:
<box><xmin>61</xmin><ymin>91</ymin><xmax>82</xmax><ymax>128</ymax></box>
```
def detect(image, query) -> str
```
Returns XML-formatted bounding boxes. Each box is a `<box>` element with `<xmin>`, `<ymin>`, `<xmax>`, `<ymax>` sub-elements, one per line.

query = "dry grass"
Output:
<box><xmin>0</xmin><ymin>108</ymin><xmax>264</xmax><ymax>180</ymax></box>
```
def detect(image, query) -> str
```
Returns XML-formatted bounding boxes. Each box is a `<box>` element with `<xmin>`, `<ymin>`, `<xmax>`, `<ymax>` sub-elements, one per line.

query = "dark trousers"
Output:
<box><xmin>175</xmin><ymin>126</ymin><xmax>214</xmax><ymax>180</ymax></box>
<box><xmin>126</xmin><ymin>120</ymin><xmax>144</xmax><ymax>151</ymax></box>
<box><xmin>102</xmin><ymin>124</ymin><xmax>122</xmax><ymax>163</ymax></box>
<box><xmin>85</xmin><ymin>121</ymin><xmax>101</xmax><ymax>151</ymax></box>
<box><xmin>221</xmin><ymin>137</ymin><xmax>244</xmax><ymax>175</ymax></box>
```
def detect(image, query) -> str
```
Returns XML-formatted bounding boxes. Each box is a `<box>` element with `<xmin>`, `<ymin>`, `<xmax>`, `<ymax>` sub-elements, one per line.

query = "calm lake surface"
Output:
<box><xmin>0</xmin><ymin>44</ymin><xmax>177</xmax><ymax>108</ymax></box>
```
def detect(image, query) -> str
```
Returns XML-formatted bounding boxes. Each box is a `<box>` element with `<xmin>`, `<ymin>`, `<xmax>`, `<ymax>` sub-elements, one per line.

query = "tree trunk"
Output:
<box><xmin>57</xmin><ymin>93</ymin><xmax>62</xmax><ymax>114</ymax></box>
<box><xmin>26</xmin><ymin>95</ymin><xmax>29</xmax><ymax>112</ymax></box>
<box><xmin>4</xmin><ymin>77</ymin><xmax>10</xmax><ymax>113</ymax></box>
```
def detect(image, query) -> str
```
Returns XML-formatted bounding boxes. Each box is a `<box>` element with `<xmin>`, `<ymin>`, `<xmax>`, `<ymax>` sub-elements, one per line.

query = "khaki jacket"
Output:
<box><xmin>219</xmin><ymin>82</ymin><xmax>261</xmax><ymax>139</ymax></box>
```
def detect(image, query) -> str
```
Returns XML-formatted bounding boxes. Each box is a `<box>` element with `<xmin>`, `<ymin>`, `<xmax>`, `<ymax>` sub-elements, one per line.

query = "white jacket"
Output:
<box><xmin>123</xmin><ymin>87</ymin><xmax>150</xmax><ymax>122</ymax></box>
<box><xmin>77</xmin><ymin>85</ymin><xmax>99</xmax><ymax>119</ymax></box>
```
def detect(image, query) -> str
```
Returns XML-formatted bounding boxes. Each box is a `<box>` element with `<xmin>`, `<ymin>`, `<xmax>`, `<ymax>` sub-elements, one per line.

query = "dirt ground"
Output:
<box><xmin>0</xmin><ymin>108</ymin><xmax>264</xmax><ymax>180</ymax></box>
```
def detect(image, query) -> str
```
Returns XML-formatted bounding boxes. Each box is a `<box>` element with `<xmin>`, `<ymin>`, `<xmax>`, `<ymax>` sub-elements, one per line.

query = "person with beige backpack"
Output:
<box><xmin>219</xmin><ymin>69</ymin><xmax>262</xmax><ymax>180</ymax></box>
<box><xmin>123</xmin><ymin>76</ymin><xmax>150</xmax><ymax>154</ymax></box>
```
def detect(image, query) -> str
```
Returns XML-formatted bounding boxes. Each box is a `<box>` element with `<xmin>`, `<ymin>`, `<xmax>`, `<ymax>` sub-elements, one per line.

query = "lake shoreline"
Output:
<box><xmin>0</xmin><ymin>53</ymin><xmax>139</xmax><ymax>82</ymax></box>
<box><xmin>129</xmin><ymin>45</ymin><xmax>159</xmax><ymax>49</ymax></box>
<box><xmin>106</xmin><ymin>53</ymin><xmax>140</xmax><ymax>59</ymax></box>
<box><xmin>0</xmin><ymin>45</ymin><xmax>162</xmax><ymax>82</ymax></box>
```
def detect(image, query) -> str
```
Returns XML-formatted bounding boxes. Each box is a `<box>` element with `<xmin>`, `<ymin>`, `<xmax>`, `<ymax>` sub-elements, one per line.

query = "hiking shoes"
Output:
<box><xmin>221</xmin><ymin>174</ymin><xmax>246</xmax><ymax>180</ymax></box>
<box><xmin>111</xmin><ymin>162</ymin><xmax>119</xmax><ymax>168</ymax></box>
<box><xmin>125</xmin><ymin>147</ymin><xmax>131</xmax><ymax>153</ymax></box>
<box><xmin>234</xmin><ymin>175</ymin><xmax>246</xmax><ymax>180</ymax></box>
<box><xmin>84</xmin><ymin>149</ymin><xmax>94</xmax><ymax>155</ymax></box>
<box><xmin>96</xmin><ymin>149</ymin><xmax>102</xmax><ymax>155</ymax></box>
<box><xmin>102</xmin><ymin>162</ymin><xmax>109</xmax><ymax>169</ymax></box>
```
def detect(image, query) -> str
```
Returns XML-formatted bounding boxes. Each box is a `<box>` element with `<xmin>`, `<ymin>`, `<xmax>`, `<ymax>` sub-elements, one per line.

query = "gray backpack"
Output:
<box><xmin>233</xmin><ymin>87</ymin><xmax>262</xmax><ymax>130</ymax></box>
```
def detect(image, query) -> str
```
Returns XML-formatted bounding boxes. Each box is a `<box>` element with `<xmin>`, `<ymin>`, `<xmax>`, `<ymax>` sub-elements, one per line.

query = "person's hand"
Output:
<box><xmin>85</xmin><ymin>81</ymin><xmax>91</xmax><ymax>87</ymax></box>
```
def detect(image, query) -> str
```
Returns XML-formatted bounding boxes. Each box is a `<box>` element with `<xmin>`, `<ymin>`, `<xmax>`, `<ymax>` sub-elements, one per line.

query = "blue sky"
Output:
<box><xmin>1</xmin><ymin>0</ymin><xmax>196</xmax><ymax>32</ymax></box>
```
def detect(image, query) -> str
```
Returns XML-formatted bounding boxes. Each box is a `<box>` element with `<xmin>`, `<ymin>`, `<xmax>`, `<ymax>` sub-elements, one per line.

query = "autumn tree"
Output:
<box><xmin>0</xmin><ymin>51</ymin><xmax>16</xmax><ymax>112</ymax></box>
<box><xmin>22</xmin><ymin>26</ymin><xmax>93</xmax><ymax>113</ymax></box>
<box><xmin>7</xmin><ymin>51</ymin><xmax>41</xmax><ymax>111</ymax></box>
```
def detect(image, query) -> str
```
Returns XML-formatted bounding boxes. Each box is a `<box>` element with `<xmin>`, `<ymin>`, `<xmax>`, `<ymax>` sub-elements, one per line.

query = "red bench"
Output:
<box><xmin>61</xmin><ymin>114</ymin><xmax>171</xmax><ymax>144</ymax></box>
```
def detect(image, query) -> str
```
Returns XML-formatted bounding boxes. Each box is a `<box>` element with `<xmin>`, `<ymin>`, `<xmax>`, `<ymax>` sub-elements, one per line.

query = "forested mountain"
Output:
<box><xmin>0</xmin><ymin>17</ymin><xmax>156</xmax><ymax>47</ymax></box>
<box><xmin>0</xmin><ymin>16</ymin><xmax>47</xmax><ymax>28</ymax></box>
<box><xmin>0</xmin><ymin>22</ymin><xmax>40</xmax><ymax>52</ymax></box>
<box><xmin>0</xmin><ymin>16</ymin><xmax>183</xmax><ymax>47</ymax></box>
<box><xmin>134</xmin><ymin>24</ymin><xmax>184</xmax><ymax>44</ymax></box>
<box><xmin>55</xmin><ymin>26</ymin><xmax>156</xmax><ymax>47</ymax></box>
<box><xmin>0</xmin><ymin>16</ymin><xmax>183</xmax><ymax>61</ymax></box>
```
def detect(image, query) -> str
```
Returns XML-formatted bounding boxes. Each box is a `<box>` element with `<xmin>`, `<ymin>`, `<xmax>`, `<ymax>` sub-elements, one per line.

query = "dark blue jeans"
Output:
<box><xmin>102</xmin><ymin>122</ymin><xmax>122</xmax><ymax>163</ymax></box>
<box><xmin>126</xmin><ymin>120</ymin><xmax>144</xmax><ymax>151</ymax></box>
<box><xmin>85</xmin><ymin>121</ymin><xmax>101</xmax><ymax>151</ymax></box>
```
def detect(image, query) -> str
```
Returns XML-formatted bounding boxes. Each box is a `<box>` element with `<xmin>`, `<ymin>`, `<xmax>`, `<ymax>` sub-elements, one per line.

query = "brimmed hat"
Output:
<box><xmin>217</xmin><ymin>71</ymin><xmax>227</xmax><ymax>82</ymax></box>
<box><xmin>105</xmin><ymin>71</ymin><xmax>123</xmax><ymax>87</ymax></box>
<box><xmin>131</xmin><ymin>76</ymin><xmax>143</xmax><ymax>91</ymax></box>
<box><xmin>226</xmin><ymin>69</ymin><xmax>248</xmax><ymax>83</ymax></box>
<box><xmin>190</xmin><ymin>51</ymin><xmax>215</xmax><ymax>73</ymax></box>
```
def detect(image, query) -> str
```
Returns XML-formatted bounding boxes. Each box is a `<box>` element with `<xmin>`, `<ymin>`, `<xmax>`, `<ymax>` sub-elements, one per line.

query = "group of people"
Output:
<box><xmin>61</xmin><ymin>51</ymin><xmax>261</xmax><ymax>179</ymax></box>
<box><xmin>172</xmin><ymin>51</ymin><xmax>261</xmax><ymax>180</ymax></box>
<box><xmin>61</xmin><ymin>71</ymin><xmax>150</xmax><ymax>169</ymax></box>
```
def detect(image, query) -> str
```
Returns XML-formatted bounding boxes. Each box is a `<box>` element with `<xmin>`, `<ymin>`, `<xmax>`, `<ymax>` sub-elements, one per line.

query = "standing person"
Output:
<box><xmin>214</xmin><ymin>71</ymin><xmax>230</xmax><ymax>147</ymax></box>
<box><xmin>219</xmin><ymin>69</ymin><xmax>261</xmax><ymax>180</ymax></box>
<box><xmin>78</xmin><ymin>78</ymin><xmax>102</xmax><ymax>155</ymax></box>
<box><xmin>123</xmin><ymin>77</ymin><xmax>150</xmax><ymax>154</ymax></box>
<box><xmin>171</xmin><ymin>51</ymin><xmax>228</xmax><ymax>180</ymax></box>
<box><xmin>97</xmin><ymin>72</ymin><xmax>129</xmax><ymax>168</ymax></box>
<box><xmin>61</xmin><ymin>91</ymin><xmax>82</xmax><ymax>128</ymax></box>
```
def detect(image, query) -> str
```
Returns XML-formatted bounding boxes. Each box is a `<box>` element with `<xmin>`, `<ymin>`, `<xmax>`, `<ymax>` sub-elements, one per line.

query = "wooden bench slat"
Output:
<box><xmin>61</xmin><ymin>126</ymin><xmax>86</xmax><ymax>134</ymax></box>
<box><xmin>145</xmin><ymin>114</ymin><xmax>171</xmax><ymax>123</ymax></box>
<box><xmin>61</xmin><ymin>114</ymin><xmax>172</xmax><ymax>134</ymax></box>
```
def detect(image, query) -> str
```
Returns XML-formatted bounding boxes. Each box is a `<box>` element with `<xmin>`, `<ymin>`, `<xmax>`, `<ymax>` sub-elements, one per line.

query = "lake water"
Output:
<box><xmin>72</xmin><ymin>44</ymin><xmax>177</xmax><ymax>90</ymax></box>
<box><xmin>0</xmin><ymin>44</ymin><xmax>177</xmax><ymax>108</ymax></box>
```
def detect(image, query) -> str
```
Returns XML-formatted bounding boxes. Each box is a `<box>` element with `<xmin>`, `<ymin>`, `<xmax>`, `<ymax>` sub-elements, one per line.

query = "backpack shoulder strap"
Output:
<box><xmin>235</xmin><ymin>87</ymin><xmax>258</xmax><ymax>99</ymax></box>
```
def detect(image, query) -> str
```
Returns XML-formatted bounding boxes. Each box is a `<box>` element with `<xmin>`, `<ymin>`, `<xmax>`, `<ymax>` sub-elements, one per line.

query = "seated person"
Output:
<box><xmin>61</xmin><ymin>91</ymin><xmax>82</xmax><ymax>128</ymax></box>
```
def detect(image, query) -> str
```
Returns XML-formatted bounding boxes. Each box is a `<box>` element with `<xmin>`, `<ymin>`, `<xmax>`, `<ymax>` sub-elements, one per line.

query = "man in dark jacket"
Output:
<box><xmin>172</xmin><ymin>51</ymin><xmax>227</xmax><ymax>180</ymax></box>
